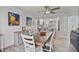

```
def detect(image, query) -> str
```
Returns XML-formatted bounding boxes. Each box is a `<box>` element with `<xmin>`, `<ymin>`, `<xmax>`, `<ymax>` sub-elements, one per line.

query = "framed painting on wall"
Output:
<box><xmin>26</xmin><ymin>17</ymin><xmax>32</xmax><ymax>26</ymax></box>
<box><xmin>8</xmin><ymin>12</ymin><xmax>20</xmax><ymax>26</ymax></box>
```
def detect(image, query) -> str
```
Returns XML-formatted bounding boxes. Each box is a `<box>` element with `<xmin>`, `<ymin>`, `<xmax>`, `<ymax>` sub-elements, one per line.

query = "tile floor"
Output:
<box><xmin>3</xmin><ymin>32</ymin><xmax>77</xmax><ymax>52</ymax></box>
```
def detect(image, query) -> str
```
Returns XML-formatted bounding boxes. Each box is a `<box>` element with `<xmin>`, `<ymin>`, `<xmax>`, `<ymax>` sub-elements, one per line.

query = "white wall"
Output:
<box><xmin>59</xmin><ymin>16</ymin><xmax>79</xmax><ymax>34</ymax></box>
<box><xmin>0</xmin><ymin>6</ymin><xmax>33</xmax><ymax>48</ymax></box>
<box><xmin>59</xmin><ymin>16</ymin><xmax>68</xmax><ymax>34</ymax></box>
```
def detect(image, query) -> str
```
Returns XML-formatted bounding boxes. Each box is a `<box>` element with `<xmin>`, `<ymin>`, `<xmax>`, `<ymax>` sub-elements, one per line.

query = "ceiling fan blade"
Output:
<box><xmin>51</xmin><ymin>7</ymin><xmax>60</xmax><ymax>10</ymax></box>
<box><xmin>51</xmin><ymin>12</ymin><xmax>55</xmax><ymax>14</ymax></box>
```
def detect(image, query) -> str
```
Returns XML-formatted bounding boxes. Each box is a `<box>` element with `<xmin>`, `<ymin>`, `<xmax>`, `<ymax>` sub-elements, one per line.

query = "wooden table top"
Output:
<box><xmin>34</xmin><ymin>31</ymin><xmax>54</xmax><ymax>45</ymax></box>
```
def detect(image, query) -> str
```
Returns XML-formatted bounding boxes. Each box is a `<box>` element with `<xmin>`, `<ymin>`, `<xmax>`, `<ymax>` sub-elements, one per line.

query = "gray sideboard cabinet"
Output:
<box><xmin>14</xmin><ymin>31</ymin><xmax>29</xmax><ymax>46</ymax></box>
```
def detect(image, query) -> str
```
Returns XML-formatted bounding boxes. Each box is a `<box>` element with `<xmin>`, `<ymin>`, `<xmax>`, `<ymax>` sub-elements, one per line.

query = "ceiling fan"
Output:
<box><xmin>43</xmin><ymin>6</ymin><xmax>60</xmax><ymax>15</ymax></box>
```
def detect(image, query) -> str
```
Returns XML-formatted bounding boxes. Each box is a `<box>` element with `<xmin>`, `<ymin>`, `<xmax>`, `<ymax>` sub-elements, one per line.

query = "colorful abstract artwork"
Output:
<box><xmin>8</xmin><ymin>12</ymin><xmax>20</xmax><ymax>26</ymax></box>
<box><xmin>26</xmin><ymin>17</ymin><xmax>32</xmax><ymax>26</ymax></box>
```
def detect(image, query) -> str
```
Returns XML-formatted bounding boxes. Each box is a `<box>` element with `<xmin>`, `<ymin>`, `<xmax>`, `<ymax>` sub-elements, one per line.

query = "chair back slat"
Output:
<box><xmin>21</xmin><ymin>34</ymin><xmax>35</xmax><ymax>52</ymax></box>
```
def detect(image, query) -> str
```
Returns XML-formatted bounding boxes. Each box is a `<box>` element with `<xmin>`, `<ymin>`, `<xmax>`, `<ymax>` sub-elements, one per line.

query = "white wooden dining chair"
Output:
<box><xmin>21</xmin><ymin>34</ymin><xmax>35</xmax><ymax>52</ymax></box>
<box><xmin>43</xmin><ymin>31</ymin><xmax>55</xmax><ymax>52</ymax></box>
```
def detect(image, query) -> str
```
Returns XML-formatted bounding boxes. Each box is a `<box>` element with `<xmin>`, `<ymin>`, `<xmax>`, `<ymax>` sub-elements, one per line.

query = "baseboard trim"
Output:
<box><xmin>3</xmin><ymin>44</ymin><xmax>15</xmax><ymax>51</ymax></box>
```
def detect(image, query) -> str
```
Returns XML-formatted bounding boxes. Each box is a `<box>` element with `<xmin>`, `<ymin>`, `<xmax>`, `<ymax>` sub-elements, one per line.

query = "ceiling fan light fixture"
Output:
<box><xmin>46</xmin><ymin>11</ymin><xmax>50</xmax><ymax>14</ymax></box>
<box><xmin>45</xmin><ymin>10</ymin><xmax>50</xmax><ymax>14</ymax></box>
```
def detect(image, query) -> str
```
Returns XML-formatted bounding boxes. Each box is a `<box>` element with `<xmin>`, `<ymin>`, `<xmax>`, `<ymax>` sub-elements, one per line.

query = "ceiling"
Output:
<box><xmin>18</xmin><ymin>6</ymin><xmax>79</xmax><ymax>19</ymax></box>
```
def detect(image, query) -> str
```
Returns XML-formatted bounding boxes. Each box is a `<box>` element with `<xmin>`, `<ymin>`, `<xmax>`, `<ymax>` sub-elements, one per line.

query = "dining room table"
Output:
<box><xmin>34</xmin><ymin>30</ymin><xmax>55</xmax><ymax>47</ymax></box>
